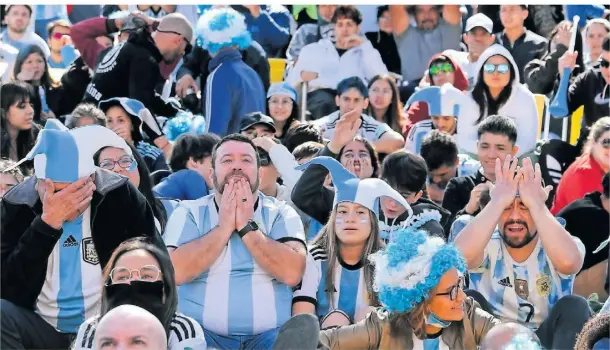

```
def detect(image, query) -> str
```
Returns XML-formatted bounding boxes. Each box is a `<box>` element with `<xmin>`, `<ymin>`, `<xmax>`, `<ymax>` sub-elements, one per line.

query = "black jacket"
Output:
<box><xmin>365</xmin><ymin>31</ymin><xmax>401</xmax><ymax>75</ymax></box>
<box><xmin>557</xmin><ymin>191</ymin><xmax>609</xmax><ymax>271</ymax></box>
<box><xmin>291</xmin><ymin>146</ymin><xmax>447</xmax><ymax>239</ymax></box>
<box><xmin>82</xmin><ymin>29</ymin><xmax>180</xmax><ymax>117</ymax></box>
<box><xmin>177</xmin><ymin>41</ymin><xmax>270</xmax><ymax>93</ymax></box>
<box><xmin>1</xmin><ymin>169</ymin><xmax>164</xmax><ymax>310</ymax></box>
<box><xmin>564</xmin><ymin>63</ymin><xmax>610</xmax><ymax>135</ymax></box>
<box><xmin>442</xmin><ymin>169</ymin><xmax>490</xmax><ymax>221</ymax></box>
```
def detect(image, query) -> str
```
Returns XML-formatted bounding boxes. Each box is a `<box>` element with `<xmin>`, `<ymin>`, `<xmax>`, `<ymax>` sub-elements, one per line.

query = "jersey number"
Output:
<box><xmin>519</xmin><ymin>302</ymin><xmax>535</xmax><ymax>323</ymax></box>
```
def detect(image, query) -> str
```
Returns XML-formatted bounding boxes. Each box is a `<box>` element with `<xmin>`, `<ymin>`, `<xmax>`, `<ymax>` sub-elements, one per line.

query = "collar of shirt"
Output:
<box><xmin>209</xmin><ymin>49</ymin><xmax>242</xmax><ymax>72</ymax></box>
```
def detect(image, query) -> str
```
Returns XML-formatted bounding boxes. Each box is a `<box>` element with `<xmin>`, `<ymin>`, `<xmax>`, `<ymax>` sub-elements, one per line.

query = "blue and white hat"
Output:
<box><xmin>10</xmin><ymin>120</ymin><xmax>132</xmax><ymax>183</ymax></box>
<box><xmin>196</xmin><ymin>7</ymin><xmax>252</xmax><ymax>55</ymax></box>
<box><xmin>296</xmin><ymin>156</ymin><xmax>412</xmax><ymax>218</ymax></box>
<box><xmin>98</xmin><ymin>97</ymin><xmax>146</xmax><ymax>141</ymax></box>
<box><xmin>369</xmin><ymin>224</ymin><xmax>466</xmax><ymax>313</ymax></box>
<box><xmin>267</xmin><ymin>82</ymin><xmax>299</xmax><ymax>103</ymax></box>
<box><xmin>406</xmin><ymin>83</ymin><xmax>466</xmax><ymax>117</ymax></box>
<box><xmin>163</xmin><ymin>111</ymin><xmax>207</xmax><ymax>142</ymax></box>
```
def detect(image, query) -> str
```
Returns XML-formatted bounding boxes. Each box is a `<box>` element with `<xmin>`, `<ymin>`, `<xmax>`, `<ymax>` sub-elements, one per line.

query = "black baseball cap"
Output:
<box><xmin>239</xmin><ymin>112</ymin><xmax>276</xmax><ymax>133</ymax></box>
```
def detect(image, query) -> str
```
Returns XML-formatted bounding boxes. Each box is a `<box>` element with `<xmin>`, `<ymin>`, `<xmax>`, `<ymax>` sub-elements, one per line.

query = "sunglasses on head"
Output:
<box><xmin>429</xmin><ymin>62</ymin><xmax>454</xmax><ymax>76</ymax></box>
<box><xmin>483</xmin><ymin>63</ymin><xmax>510</xmax><ymax>74</ymax></box>
<box><xmin>600</xmin><ymin>58</ymin><xmax>610</xmax><ymax>69</ymax></box>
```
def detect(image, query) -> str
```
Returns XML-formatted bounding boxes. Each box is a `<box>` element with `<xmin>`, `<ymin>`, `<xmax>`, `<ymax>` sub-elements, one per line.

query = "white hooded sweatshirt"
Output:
<box><xmin>457</xmin><ymin>44</ymin><xmax>539</xmax><ymax>157</ymax></box>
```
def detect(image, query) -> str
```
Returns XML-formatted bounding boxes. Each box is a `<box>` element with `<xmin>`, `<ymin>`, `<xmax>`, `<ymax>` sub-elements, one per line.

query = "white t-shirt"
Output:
<box><xmin>312</xmin><ymin>111</ymin><xmax>392</xmax><ymax>142</ymax></box>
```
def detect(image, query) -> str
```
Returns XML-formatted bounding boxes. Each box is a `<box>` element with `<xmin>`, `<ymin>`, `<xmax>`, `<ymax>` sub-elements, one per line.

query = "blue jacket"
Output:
<box><xmin>204</xmin><ymin>49</ymin><xmax>266</xmax><ymax>136</ymax></box>
<box><xmin>153</xmin><ymin>169</ymin><xmax>208</xmax><ymax>201</ymax></box>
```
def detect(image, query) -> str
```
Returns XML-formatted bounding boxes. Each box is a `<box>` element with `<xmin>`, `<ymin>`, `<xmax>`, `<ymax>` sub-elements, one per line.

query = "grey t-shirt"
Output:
<box><xmin>394</xmin><ymin>19</ymin><xmax>462</xmax><ymax>83</ymax></box>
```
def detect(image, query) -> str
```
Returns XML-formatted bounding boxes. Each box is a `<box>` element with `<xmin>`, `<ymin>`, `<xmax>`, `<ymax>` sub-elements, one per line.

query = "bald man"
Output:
<box><xmin>480</xmin><ymin>322</ymin><xmax>541</xmax><ymax>350</ymax></box>
<box><xmin>95</xmin><ymin>305</ymin><xmax>167</xmax><ymax>350</ymax></box>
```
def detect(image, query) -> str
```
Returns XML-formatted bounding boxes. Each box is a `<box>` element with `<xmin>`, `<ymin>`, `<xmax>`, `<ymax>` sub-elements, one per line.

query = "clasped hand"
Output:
<box><xmin>217</xmin><ymin>177</ymin><xmax>256</xmax><ymax>233</ymax></box>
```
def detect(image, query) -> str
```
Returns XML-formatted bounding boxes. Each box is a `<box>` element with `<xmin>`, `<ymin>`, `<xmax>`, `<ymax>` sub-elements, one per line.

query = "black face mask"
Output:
<box><xmin>104</xmin><ymin>280</ymin><xmax>166</xmax><ymax>324</ymax></box>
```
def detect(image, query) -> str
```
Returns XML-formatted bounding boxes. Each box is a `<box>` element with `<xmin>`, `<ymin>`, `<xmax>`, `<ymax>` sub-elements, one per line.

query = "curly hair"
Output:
<box><xmin>574</xmin><ymin>313</ymin><xmax>609</xmax><ymax>350</ymax></box>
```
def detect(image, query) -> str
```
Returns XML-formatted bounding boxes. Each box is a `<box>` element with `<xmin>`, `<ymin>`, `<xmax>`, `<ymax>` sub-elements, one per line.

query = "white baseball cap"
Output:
<box><xmin>465</xmin><ymin>13</ymin><xmax>493</xmax><ymax>34</ymax></box>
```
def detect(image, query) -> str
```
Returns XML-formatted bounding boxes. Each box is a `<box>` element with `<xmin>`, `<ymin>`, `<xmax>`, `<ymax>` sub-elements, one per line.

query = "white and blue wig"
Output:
<box><xmin>196</xmin><ymin>7</ymin><xmax>252</xmax><ymax>55</ymax></box>
<box><xmin>369</xmin><ymin>224</ymin><xmax>466</xmax><ymax>313</ymax></box>
<box><xmin>163</xmin><ymin>111</ymin><xmax>207</xmax><ymax>141</ymax></box>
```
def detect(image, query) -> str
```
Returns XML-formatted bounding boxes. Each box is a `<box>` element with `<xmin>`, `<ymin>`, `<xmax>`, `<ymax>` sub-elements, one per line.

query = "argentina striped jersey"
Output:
<box><xmin>164</xmin><ymin>192</ymin><xmax>305</xmax><ymax>336</ymax></box>
<box><xmin>311</xmin><ymin>111</ymin><xmax>392</xmax><ymax>142</ymax></box>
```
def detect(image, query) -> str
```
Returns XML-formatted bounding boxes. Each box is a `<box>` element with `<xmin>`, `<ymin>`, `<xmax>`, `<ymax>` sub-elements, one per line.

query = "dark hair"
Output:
<box><xmin>376</xmin><ymin>5</ymin><xmax>389</xmax><ymax>20</ymax></box>
<box><xmin>211</xmin><ymin>133</ymin><xmax>260</xmax><ymax>169</ymax></box>
<box><xmin>603</xmin><ymin>172</ymin><xmax>609</xmax><ymax>198</ymax></box>
<box><xmin>477</xmin><ymin>114</ymin><xmax>518</xmax><ymax>144</ymax></box>
<box><xmin>381</xmin><ymin>150</ymin><xmax>428</xmax><ymax>194</ymax></box>
<box><xmin>169</xmin><ymin>133</ymin><xmax>220</xmax><ymax>171</ymax></box>
<box><xmin>46</xmin><ymin>19</ymin><xmax>71</xmax><ymax>38</ymax></box>
<box><xmin>471</xmin><ymin>54</ymin><xmax>516</xmax><ymax>124</ymax></box>
<box><xmin>0</xmin><ymin>82</ymin><xmax>38</xmax><ymax>174</ymax></box>
<box><xmin>574</xmin><ymin>313</ymin><xmax>610</xmax><ymax>350</ymax></box>
<box><xmin>407</xmin><ymin>5</ymin><xmax>442</xmax><ymax>15</ymax></box>
<box><xmin>427</xmin><ymin>55</ymin><xmax>454</xmax><ymax>84</ymax></box>
<box><xmin>292</xmin><ymin>141</ymin><xmax>325</xmax><ymax>161</ymax></box>
<box><xmin>100</xmin><ymin>237</ymin><xmax>177</xmax><ymax>334</ymax></box>
<box><xmin>603</xmin><ymin>33</ymin><xmax>610</xmax><ymax>51</ymax></box>
<box><xmin>68</xmin><ymin>103</ymin><xmax>106</xmax><ymax>128</ymax></box>
<box><xmin>420</xmin><ymin>130</ymin><xmax>458</xmax><ymax>171</ymax></box>
<box><xmin>337</xmin><ymin>76</ymin><xmax>369</xmax><ymax>98</ymax></box>
<box><xmin>94</xmin><ymin>143</ymin><xmax>167</xmax><ymax>231</ymax></box>
<box><xmin>338</xmin><ymin>137</ymin><xmax>380</xmax><ymax>178</ymax></box>
<box><xmin>6</xmin><ymin>5</ymin><xmax>32</xmax><ymax>16</ymax></box>
<box><xmin>549</xmin><ymin>20</ymin><xmax>584</xmax><ymax>76</ymax></box>
<box><xmin>331</xmin><ymin>5</ymin><xmax>362</xmax><ymax>25</ymax></box>
<box><xmin>13</xmin><ymin>45</ymin><xmax>54</xmax><ymax>90</ymax></box>
<box><xmin>282</xmin><ymin>124</ymin><xmax>324</xmax><ymax>153</ymax></box>
<box><xmin>266</xmin><ymin>98</ymin><xmax>299</xmax><ymax>139</ymax></box>
<box><xmin>366</xmin><ymin>74</ymin><xmax>404</xmax><ymax>133</ymax></box>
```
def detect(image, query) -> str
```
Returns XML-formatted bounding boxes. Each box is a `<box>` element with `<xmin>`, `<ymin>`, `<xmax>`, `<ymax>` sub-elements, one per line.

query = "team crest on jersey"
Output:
<box><xmin>536</xmin><ymin>275</ymin><xmax>551</xmax><ymax>297</ymax></box>
<box><xmin>514</xmin><ymin>279</ymin><xmax>529</xmax><ymax>299</ymax></box>
<box><xmin>81</xmin><ymin>238</ymin><xmax>99</xmax><ymax>265</ymax></box>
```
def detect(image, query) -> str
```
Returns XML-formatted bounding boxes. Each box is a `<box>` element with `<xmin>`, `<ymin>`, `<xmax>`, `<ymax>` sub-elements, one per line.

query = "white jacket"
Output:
<box><xmin>457</xmin><ymin>44</ymin><xmax>539</xmax><ymax>157</ymax></box>
<box><xmin>285</xmin><ymin>38</ymin><xmax>388</xmax><ymax>90</ymax></box>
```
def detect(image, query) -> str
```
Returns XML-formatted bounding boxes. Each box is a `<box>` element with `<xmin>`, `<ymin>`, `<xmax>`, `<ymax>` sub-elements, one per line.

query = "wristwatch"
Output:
<box><xmin>237</xmin><ymin>220</ymin><xmax>259</xmax><ymax>238</ymax></box>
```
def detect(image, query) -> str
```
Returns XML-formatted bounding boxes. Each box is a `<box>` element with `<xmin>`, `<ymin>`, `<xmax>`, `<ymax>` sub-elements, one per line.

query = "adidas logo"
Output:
<box><xmin>498</xmin><ymin>277</ymin><xmax>513</xmax><ymax>287</ymax></box>
<box><xmin>63</xmin><ymin>235</ymin><xmax>78</xmax><ymax>248</ymax></box>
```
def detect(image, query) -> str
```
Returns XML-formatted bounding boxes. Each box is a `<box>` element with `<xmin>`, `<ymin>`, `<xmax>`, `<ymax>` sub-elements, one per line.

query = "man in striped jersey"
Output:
<box><xmin>164</xmin><ymin>134</ymin><xmax>306</xmax><ymax>349</ymax></box>
<box><xmin>455</xmin><ymin>155</ymin><xmax>591</xmax><ymax>349</ymax></box>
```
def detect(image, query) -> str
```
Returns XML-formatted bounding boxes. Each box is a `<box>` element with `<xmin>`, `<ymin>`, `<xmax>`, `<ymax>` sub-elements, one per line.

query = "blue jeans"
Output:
<box><xmin>204</xmin><ymin>328</ymin><xmax>280</xmax><ymax>350</ymax></box>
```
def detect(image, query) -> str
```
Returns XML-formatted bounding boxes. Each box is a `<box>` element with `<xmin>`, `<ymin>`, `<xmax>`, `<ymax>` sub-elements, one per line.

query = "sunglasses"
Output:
<box><xmin>157</xmin><ymin>30</ymin><xmax>192</xmax><ymax>55</ymax></box>
<box><xmin>52</xmin><ymin>32</ymin><xmax>69</xmax><ymax>40</ymax></box>
<box><xmin>429</xmin><ymin>63</ymin><xmax>454</xmax><ymax>76</ymax></box>
<box><xmin>259</xmin><ymin>157</ymin><xmax>271</xmax><ymax>166</ymax></box>
<box><xmin>435</xmin><ymin>276</ymin><xmax>465</xmax><ymax>301</ymax></box>
<box><xmin>483</xmin><ymin>63</ymin><xmax>510</xmax><ymax>74</ymax></box>
<box><xmin>599</xmin><ymin>138</ymin><xmax>610</xmax><ymax>148</ymax></box>
<box><xmin>600</xmin><ymin>58</ymin><xmax>610</xmax><ymax>69</ymax></box>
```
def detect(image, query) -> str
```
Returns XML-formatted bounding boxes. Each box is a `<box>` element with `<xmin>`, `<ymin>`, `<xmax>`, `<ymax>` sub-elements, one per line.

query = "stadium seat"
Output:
<box><xmin>569</xmin><ymin>106</ymin><xmax>584</xmax><ymax>146</ymax></box>
<box><xmin>269</xmin><ymin>58</ymin><xmax>287</xmax><ymax>84</ymax></box>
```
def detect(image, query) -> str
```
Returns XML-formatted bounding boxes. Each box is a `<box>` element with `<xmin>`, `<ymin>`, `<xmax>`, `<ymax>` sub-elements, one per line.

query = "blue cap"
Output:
<box><xmin>267</xmin><ymin>82</ymin><xmax>298</xmax><ymax>103</ymax></box>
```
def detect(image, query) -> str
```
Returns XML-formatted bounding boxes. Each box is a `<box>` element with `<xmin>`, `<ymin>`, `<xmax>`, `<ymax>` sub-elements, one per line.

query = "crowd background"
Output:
<box><xmin>1</xmin><ymin>3</ymin><xmax>610</xmax><ymax>350</ymax></box>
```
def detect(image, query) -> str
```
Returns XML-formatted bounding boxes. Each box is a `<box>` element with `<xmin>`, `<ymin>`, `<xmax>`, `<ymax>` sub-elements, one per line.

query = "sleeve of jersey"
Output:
<box><xmin>205</xmin><ymin>66</ymin><xmax>233</xmax><ymax>136</ymax></box>
<box><xmin>168</xmin><ymin>313</ymin><xmax>207</xmax><ymax>350</ymax></box>
<box><xmin>269</xmin><ymin>203</ymin><xmax>306</xmax><ymax>245</ymax></box>
<box><xmin>164</xmin><ymin>205</ymin><xmax>201</xmax><ymax>249</ymax></box>
<box><xmin>292</xmin><ymin>252</ymin><xmax>321</xmax><ymax>306</ymax></box>
<box><xmin>73</xmin><ymin>316</ymin><xmax>99</xmax><ymax>350</ymax></box>
<box><xmin>375</xmin><ymin>122</ymin><xmax>392</xmax><ymax>141</ymax></box>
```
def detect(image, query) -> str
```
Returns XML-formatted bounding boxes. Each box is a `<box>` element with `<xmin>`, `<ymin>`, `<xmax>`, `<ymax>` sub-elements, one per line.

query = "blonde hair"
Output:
<box><xmin>585</xmin><ymin>117</ymin><xmax>610</xmax><ymax>153</ymax></box>
<box><xmin>311</xmin><ymin>206</ymin><xmax>383</xmax><ymax>308</ymax></box>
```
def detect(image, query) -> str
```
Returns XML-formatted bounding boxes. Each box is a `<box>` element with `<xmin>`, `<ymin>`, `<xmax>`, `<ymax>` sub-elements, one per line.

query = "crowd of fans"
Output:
<box><xmin>1</xmin><ymin>4</ymin><xmax>610</xmax><ymax>350</ymax></box>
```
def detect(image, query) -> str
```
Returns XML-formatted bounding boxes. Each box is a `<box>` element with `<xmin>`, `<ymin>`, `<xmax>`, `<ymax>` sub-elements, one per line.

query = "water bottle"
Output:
<box><xmin>39</xmin><ymin>86</ymin><xmax>50</xmax><ymax>113</ymax></box>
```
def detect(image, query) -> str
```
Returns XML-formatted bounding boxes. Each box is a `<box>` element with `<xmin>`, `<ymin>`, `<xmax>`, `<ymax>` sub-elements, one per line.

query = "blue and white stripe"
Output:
<box><xmin>311</xmin><ymin>111</ymin><xmax>392</xmax><ymax>143</ymax></box>
<box><xmin>35</xmin><ymin>207</ymin><xmax>102</xmax><ymax>333</ymax></box>
<box><xmin>164</xmin><ymin>192</ymin><xmax>305</xmax><ymax>336</ymax></box>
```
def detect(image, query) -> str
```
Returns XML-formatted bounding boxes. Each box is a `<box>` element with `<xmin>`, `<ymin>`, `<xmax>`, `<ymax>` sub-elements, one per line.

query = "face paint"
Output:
<box><xmin>335</xmin><ymin>217</ymin><xmax>343</xmax><ymax>225</ymax></box>
<box><xmin>360</xmin><ymin>217</ymin><xmax>368</xmax><ymax>223</ymax></box>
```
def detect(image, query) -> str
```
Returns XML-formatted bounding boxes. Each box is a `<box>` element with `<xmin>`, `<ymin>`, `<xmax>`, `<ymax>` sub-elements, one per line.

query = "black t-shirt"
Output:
<box><xmin>335</xmin><ymin>47</ymin><xmax>347</xmax><ymax>57</ymax></box>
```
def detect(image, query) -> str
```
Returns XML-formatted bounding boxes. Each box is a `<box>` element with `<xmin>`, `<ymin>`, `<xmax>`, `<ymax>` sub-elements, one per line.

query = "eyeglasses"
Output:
<box><xmin>435</xmin><ymin>276</ymin><xmax>465</xmax><ymax>301</ymax></box>
<box><xmin>157</xmin><ymin>30</ymin><xmax>192</xmax><ymax>55</ymax></box>
<box><xmin>599</xmin><ymin>138</ymin><xmax>610</xmax><ymax>149</ymax></box>
<box><xmin>483</xmin><ymin>63</ymin><xmax>510</xmax><ymax>74</ymax></box>
<box><xmin>52</xmin><ymin>32</ymin><xmax>69</xmax><ymax>40</ymax></box>
<box><xmin>429</xmin><ymin>63</ymin><xmax>454</xmax><ymax>76</ymax></box>
<box><xmin>109</xmin><ymin>265</ymin><xmax>162</xmax><ymax>285</ymax></box>
<box><xmin>600</xmin><ymin>58</ymin><xmax>610</xmax><ymax>69</ymax></box>
<box><xmin>99</xmin><ymin>156</ymin><xmax>137</xmax><ymax>172</ymax></box>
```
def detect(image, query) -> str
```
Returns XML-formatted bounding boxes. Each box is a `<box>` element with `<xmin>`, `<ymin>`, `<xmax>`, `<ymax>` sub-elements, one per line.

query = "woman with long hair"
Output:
<box><xmin>551</xmin><ymin>117</ymin><xmax>610</xmax><ymax>214</ymax></box>
<box><xmin>94</xmin><ymin>143</ymin><xmax>169</xmax><ymax>231</ymax></box>
<box><xmin>458</xmin><ymin>44</ymin><xmax>538</xmax><ymax>158</ymax></box>
<box><xmin>12</xmin><ymin>44</ymin><xmax>65</xmax><ymax>122</ymax></box>
<box><xmin>525</xmin><ymin>20</ymin><xmax>585</xmax><ymax>96</ymax></box>
<box><xmin>366</xmin><ymin>74</ymin><xmax>404</xmax><ymax>134</ymax></box>
<box><xmin>292</xmin><ymin>156</ymin><xmax>410</xmax><ymax>327</ymax></box>
<box><xmin>266</xmin><ymin>82</ymin><xmax>300</xmax><ymax>140</ymax></box>
<box><xmin>318</xmin><ymin>225</ymin><xmax>500</xmax><ymax>349</ymax></box>
<box><xmin>73</xmin><ymin>237</ymin><xmax>206</xmax><ymax>349</ymax></box>
<box><xmin>0</xmin><ymin>81</ymin><xmax>39</xmax><ymax>175</ymax></box>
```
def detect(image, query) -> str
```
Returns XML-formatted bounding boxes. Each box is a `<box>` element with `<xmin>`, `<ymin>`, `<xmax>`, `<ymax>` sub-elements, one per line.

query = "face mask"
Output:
<box><xmin>104</xmin><ymin>280</ymin><xmax>166</xmax><ymax>324</ymax></box>
<box><xmin>425</xmin><ymin>310</ymin><xmax>452</xmax><ymax>329</ymax></box>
